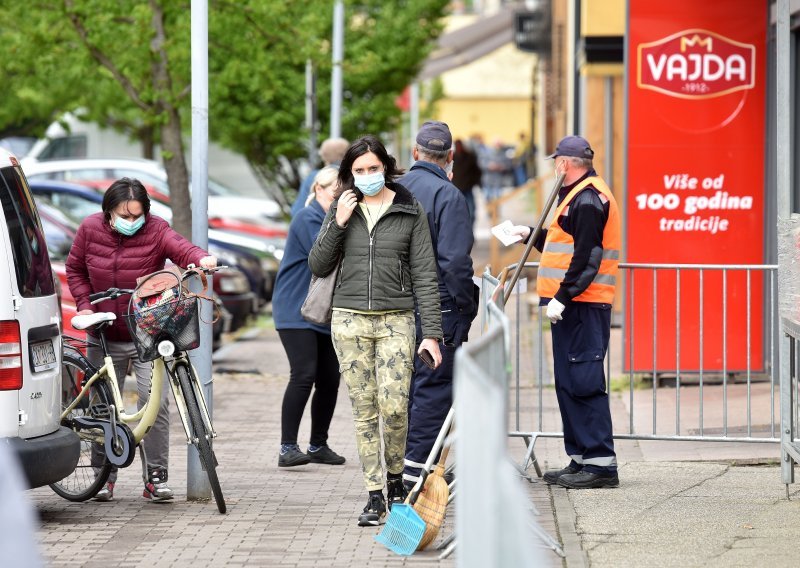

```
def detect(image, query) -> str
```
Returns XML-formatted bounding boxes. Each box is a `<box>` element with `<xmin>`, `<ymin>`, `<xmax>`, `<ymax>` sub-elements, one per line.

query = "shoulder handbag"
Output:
<box><xmin>301</xmin><ymin>258</ymin><xmax>340</xmax><ymax>325</ymax></box>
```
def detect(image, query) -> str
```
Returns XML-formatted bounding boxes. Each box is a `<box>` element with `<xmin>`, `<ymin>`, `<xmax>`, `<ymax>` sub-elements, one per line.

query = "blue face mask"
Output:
<box><xmin>353</xmin><ymin>171</ymin><xmax>385</xmax><ymax>196</ymax></box>
<box><xmin>114</xmin><ymin>215</ymin><xmax>145</xmax><ymax>236</ymax></box>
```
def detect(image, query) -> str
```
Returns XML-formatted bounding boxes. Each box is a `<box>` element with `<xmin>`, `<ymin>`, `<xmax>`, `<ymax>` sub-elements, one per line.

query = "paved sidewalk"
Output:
<box><xmin>28</xmin><ymin>325</ymin><xmax>560</xmax><ymax>567</ymax></box>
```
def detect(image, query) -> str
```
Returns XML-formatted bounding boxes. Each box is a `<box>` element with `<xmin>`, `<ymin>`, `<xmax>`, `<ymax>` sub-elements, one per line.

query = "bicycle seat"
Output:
<box><xmin>71</xmin><ymin>312</ymin><xmax>117</xmax><ymax>330</ymax></box>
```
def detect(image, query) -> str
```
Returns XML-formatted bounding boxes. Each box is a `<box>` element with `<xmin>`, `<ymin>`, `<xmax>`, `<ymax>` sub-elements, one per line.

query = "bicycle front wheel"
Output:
<box><xmin>176</xmin><ymin>363</ymin><xmax>226</xmax><ymax>514</ymax></box>
<box><xmin>50</xmin><ymin>351</ymin><xmax>113</xmax><ymax>501</ymax></box>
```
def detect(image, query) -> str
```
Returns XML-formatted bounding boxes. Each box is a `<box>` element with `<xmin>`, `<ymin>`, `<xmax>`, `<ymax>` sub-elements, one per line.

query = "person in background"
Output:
<box><xmin>309</xmin><ymin>135</ymin><xmax>442</xmax><ymax>527</ymax></box>
<box><xmin>511</xmin><ymin>135</ymin><xmax>621</xmax><ymax>489</ymax></box>
<box><xmin>291</xmin><ymin>137</ymin><xmax>349</xmax><ymax>217</ymax></box>
<box><xmin>400</xmin><ymin>121</ymin><xmax>479</xmax><ymax>491</ymax></box>
<box><xmin>273</xmin><ymin>166</ymin><xmax>346</xmax><ymax>468</ymax></box>
<box><xmin>66</xmin><ymin>177</ymin><xmax>217</xmax><ymax>502</ymax></box>
<box><xmin>451</xmin><ymin>138</ymin><xmax>482</xmax><ymax>230</ymax></box>
<box><xmin>480</xmin><ymin>138</ymin><xmax>513</xmax><ymax>202</ymax></box>
<box><xmin>513</xmin><ymin>132</ymin><xmax>532</xmax><ymax>186</ymax></box>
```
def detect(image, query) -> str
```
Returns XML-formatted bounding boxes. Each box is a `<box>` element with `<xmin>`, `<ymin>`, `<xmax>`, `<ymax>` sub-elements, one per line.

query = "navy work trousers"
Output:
<box><xmin>403</xmin><ymin>304</ymin><xmax>472</xmax><ymax>485</ymax></box>
<box><xmin>550</xmin><ymin>301</ymin><xmax>617</xmax><ymax>474</ymax></box>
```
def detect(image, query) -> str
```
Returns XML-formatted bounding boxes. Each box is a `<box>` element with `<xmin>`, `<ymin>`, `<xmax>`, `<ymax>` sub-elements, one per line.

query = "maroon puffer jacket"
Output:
<box><xmin>66</xmin><ymin>212</ymin><xmax>208</xmax><ymax>342</ymax></box>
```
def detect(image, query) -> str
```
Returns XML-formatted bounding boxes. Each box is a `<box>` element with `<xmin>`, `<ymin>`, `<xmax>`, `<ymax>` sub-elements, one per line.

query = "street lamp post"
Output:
<box><xmin>331</xmin><ymin>0</ymin><xmax>344</xmax><ymax>138</ymax></box>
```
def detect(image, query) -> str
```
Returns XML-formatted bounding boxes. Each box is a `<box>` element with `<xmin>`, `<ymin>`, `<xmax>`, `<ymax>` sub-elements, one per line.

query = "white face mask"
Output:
<box><xmin>444</xmin><ymin>161</ymin><xmax>454</xmax><ymax>175</ymax></box>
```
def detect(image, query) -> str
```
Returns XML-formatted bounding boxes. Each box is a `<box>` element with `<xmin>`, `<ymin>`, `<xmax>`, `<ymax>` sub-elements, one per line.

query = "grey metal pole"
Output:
<box><xmin>776</xmin><ymin>0</ymin><xmax>793</xmax><ymax>487</ymax></box>
<box><xmin>306</xmin><ymin>59</ymin><xmax>317</xmax><ymax>165</ymax></box>
<box><xmin>410</xmin><ymin>82</ymin><xmax>420</xmax><ymax>158</ymax></box>
<box><xmin>188</xmin><ymin>0</ymin><xmax>211</xmax><ymax>500</ymax></box>
<box><xmin>331</xmin><ymin>0</ymin><xmax>344</xmax><ymax>138</ymax></box>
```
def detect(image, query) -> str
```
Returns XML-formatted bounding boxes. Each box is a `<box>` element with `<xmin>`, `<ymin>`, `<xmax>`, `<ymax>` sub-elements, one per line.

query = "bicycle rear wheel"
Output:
<box><xmin>50</xmin><ymin>351</ymin><xmax>113</xmax><ymax>501</ymax></box>
<box><xmin>176</xmin><ymin>363</ymin><xmax>226</xmax><ymax>514</ymax></box>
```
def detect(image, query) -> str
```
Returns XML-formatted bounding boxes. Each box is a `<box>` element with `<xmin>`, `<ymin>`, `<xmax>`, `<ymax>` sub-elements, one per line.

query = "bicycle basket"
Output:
<box><xmin>125</xmin><ymin>273</ymin><xmax>201</xmax><ymax>362</ymax></box>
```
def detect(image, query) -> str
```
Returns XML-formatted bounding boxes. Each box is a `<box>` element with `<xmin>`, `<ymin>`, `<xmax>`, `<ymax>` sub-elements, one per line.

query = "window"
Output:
<box><xmin>37</xmin><ymin>136</ymin><xmax>87</xmax><ymax>161</ymax></box>
<box><xmin>0</xmin><ymin>167</ymin><xmax>54</xmax><ymax>297</ymax></box>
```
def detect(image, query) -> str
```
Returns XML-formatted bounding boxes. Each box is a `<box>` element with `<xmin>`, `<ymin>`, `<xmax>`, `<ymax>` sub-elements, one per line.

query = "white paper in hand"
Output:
<box><xmin>491</xmin><ymin>220</ymin><xmax>523</xmax><ymax>246</ymax></box>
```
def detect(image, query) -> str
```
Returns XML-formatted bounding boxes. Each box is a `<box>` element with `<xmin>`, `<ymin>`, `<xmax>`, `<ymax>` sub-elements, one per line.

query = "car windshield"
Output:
<box><xmin>0</xmin><ymin>166</ymin><xmax>55</xmax><ymax>297</ymax></box>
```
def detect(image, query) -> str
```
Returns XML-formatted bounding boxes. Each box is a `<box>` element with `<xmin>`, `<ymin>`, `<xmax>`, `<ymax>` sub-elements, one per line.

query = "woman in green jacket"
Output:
<box><xmin>309</xmin><ymin>135</ymin><xmax>442</xmax><ymax>527</ymax></box>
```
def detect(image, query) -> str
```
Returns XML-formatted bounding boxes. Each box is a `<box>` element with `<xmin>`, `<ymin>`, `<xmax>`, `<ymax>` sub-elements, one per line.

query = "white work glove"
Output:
<box><xmin>546</xmin><ymin>298</ymin><xmax>565</xmax><ymax>324</ymax></box>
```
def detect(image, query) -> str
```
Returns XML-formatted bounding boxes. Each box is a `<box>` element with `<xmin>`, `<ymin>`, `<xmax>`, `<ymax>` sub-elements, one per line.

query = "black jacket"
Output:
<box><xmin>400</xmin><ymin>161</ymin><xmax>479</xmax><ymax>321</ymax></box>
<box><xmin>308</xmin><ymin>182</ymin><xmax>442</xmax><ymax>340</ymax></box>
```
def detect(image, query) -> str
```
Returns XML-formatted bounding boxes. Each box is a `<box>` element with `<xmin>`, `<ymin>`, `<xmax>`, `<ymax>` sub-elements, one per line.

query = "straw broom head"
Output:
<box><xmin>413</xmin><ymin>450</ymin><xmax>451</xmax><ymax>550</ymax></box>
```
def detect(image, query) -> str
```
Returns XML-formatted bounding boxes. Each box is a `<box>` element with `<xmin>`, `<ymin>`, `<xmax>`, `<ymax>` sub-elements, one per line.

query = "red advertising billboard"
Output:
<box><xmin>626</xmin><ymin>1</ymin><xmax>767</xmax><ymax>372</ymax></box>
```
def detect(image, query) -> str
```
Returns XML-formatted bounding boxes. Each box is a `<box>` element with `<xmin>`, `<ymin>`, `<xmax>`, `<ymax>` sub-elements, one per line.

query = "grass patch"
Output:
<box><xmin>609</xmin><ymin>374</ymin><xmax>649</xmax><ymax>392</ymax></box>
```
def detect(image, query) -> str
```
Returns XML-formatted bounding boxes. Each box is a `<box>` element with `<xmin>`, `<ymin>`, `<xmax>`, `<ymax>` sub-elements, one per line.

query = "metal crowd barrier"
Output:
<box><xmin>454</xmin><ymin>300</ymin><xmax>557</xmax><ymax>567</ymax></box>
<box><xmin>482</xmin><ymin>262</ymin><xmax>784</xmax><ymax>474</ymax></box>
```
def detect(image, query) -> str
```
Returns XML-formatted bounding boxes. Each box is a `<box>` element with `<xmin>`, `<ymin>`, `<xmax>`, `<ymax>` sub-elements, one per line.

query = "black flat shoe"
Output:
<box><xmin>557</xmin><ymin>470</ymin><xmax>619</xmax><ymax>489</ymax></box>
<box><xmin>307</xmin><ymin>445</ymin><xmax>346</xmax><ymax>465</ymax></box>
<box><xmin>542</xmin><ymin>464</ymin><xmax>581</xmax><ymax>484</ymax></box>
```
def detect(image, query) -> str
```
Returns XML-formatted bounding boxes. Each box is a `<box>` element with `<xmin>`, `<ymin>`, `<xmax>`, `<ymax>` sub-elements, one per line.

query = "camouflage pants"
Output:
<box><xmin>331</xmin><ymin>310</ymin><xmax>416</xmax><ymax>491</ymax></box>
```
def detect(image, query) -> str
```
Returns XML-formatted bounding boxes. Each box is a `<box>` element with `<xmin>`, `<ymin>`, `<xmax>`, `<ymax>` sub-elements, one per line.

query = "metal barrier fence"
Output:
<box><xmin>483</xmin><ymin>262</ymin><xmax>783</xmax><ymax>473</ymax></box>
<box><xmin>454</xmin><ymin>300</ymin><xmax>554</xmax><ymax>567</ymax></box>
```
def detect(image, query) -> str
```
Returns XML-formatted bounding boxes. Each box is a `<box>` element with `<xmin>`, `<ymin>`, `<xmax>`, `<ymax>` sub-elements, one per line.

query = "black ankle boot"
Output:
<box><xmin>386</xmin><ymin>474</ymin><xmax>408</xmax><ymax>510</ymax></box>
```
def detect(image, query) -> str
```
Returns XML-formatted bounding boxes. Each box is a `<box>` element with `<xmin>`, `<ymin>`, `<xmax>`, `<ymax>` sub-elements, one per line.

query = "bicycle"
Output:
<box><xmin>51</xmin><ymin>265</ymin><xmax>227</xmax><ymax>514</ymax></box>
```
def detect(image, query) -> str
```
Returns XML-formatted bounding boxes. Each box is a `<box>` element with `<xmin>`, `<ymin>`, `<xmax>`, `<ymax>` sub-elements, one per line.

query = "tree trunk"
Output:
<box><xmin>161</xmin><ymin>107</ymin><xmax>192</xmax><ymax>238</ymax></box>
<box><xmin>140</xmin><ymin>125</ymin><xmax>155</xmax><ymax>160</ymax></box>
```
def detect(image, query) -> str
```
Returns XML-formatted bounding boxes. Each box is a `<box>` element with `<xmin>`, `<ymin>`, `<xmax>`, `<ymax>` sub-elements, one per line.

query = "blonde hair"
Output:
<box><xmin>305</xmin><ymin>166</ymin><xmax>340</xmax><ymax>206</ymax></box>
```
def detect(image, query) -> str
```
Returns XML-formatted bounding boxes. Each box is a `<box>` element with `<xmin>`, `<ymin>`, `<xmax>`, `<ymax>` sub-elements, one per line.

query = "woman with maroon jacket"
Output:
<box><xmin>66</xmin><ymin>177</ymin><xmax>217</xmax><ymax>503</ymax></box>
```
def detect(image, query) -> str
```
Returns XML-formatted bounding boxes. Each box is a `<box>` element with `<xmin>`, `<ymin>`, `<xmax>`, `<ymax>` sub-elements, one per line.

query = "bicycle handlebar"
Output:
<box><xmin>89</xmin><ymin>288</ymin><xmax>135</xmax><ymax>304</ymax></box>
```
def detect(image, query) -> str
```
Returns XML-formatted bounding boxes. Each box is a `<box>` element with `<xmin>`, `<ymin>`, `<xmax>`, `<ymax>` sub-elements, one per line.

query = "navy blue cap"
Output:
<box><xmin>416</xmin><ymin>121</ymin><xmax>452</xmax><ymax>151</ymax></box>
<box><xmin>547</xmin><ymin>135</ymin><xmax>594</xmax><ymax>159</ymax></box>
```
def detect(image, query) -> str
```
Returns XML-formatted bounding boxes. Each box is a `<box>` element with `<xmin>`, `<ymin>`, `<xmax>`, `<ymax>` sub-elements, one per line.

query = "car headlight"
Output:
<box><xmin>218</xmin><ymin>271</ymin><xmax>250</xmax><ymax>294</ymax></box>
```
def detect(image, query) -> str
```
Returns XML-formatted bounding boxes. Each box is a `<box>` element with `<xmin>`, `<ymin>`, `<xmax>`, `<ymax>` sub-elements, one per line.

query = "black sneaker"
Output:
<box><xmin>557</xmin><ymin>470</ymin><xmax>619</xmax><ymax>489</ymax></box>
<box><xmin>542</xmin><ymin>464</ymin><xmax>581</xmax><ymax>484</ymax></box>
<box><xmin>386</xmin><ymin>476</ymin><xmax>408</xmax><ymax>510</ymax></box>
<box><xmin>307</xmin><ymin>445</ymin><xmax>346</xmax><ymax>465</ymax></box>
<box><xmin>278</xmin><ymin>445</ymin><xmax>311</xmax><ymax>467</ymax></box>
<box><xmin>357</xmin><ymin>493</ymin><xmax>387</xmax><ymax>527</ymax></box>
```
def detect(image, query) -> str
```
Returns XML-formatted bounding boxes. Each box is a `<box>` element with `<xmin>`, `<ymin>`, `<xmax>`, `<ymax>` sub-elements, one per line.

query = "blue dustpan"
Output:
<box><xmin>374</xmin><ymin>503</ymin><xmax>426</xmax><ymax>556</ymax></box>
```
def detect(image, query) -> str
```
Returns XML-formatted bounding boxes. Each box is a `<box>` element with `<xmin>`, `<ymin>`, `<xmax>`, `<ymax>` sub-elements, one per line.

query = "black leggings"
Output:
<box><xmin>278</xmin><ymin>329</ymin><xmax>341</xmax><ymax>447</ymax></box>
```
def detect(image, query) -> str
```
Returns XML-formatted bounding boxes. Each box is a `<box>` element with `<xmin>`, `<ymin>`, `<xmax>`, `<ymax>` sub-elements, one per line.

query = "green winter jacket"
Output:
<box><xmin>308</xmin><ymin>182</ymin><xmax>442</xmax><ymax>340</ymax></box>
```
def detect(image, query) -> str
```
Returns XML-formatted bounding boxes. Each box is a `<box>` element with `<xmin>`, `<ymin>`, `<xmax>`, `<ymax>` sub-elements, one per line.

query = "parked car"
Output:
<box><xmin>0</xmin><ymin>148</ymin><xmax>80</xmax><ymax>488</ymax></box>
<box><xmin>21</xmin><ymin>157</ymin><xmax>283</xmax><ymax>222</ymax></box>
<box><xmin>27</xmin><ymin>180</ymin><xmax>260</xmax><ymax>332</ymax></box>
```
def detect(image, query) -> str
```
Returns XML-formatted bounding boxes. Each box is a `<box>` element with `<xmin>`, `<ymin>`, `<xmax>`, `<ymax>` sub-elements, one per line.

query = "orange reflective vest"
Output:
<box><xmin>536</xmin><ymin>176</ymin><xmax>620</xmax><ymax>304</ymax></box>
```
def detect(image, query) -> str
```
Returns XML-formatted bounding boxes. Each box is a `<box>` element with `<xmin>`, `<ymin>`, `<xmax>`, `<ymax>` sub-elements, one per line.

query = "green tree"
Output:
<box><xmin>2</xmin><ymin>0</ymin><xmax>195</xmax><ymax>237</ymax></box>
<box><xmin>209</xmin><ymin>0</ymin><xmax>449</xmax><ymax>211</ymax></box>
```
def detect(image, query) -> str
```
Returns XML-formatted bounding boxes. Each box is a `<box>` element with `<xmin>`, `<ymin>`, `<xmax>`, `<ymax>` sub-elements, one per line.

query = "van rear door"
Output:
<box><xmin>0</xmin><ymin>161</ymin><xmax>61</xmax><ymax>439</ymax></box>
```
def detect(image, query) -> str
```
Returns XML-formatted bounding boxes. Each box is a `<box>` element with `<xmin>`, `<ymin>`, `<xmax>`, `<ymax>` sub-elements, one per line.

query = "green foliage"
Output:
<box><xmin>1</xmin><ymin>0</ymin><xmax>450</xmax><ymax>216</ymax></box>
<box><xmin>209</xmin><ymin>0</ymin><xmax>450</xmax><ymax>204</ymax></box>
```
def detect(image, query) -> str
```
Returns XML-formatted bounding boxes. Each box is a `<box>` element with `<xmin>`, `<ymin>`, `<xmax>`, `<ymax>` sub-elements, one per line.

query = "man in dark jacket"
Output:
<box><xmin>399</xmin><ymin>121</ymin><xmax>479</xmax><ymax>489</ymax></box>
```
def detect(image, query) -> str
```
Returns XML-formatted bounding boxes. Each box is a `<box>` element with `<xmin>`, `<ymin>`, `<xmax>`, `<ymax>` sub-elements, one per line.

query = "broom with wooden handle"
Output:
<box><xmin>412</xmin><ymin>440</ymin><xmax>452</xmax><ymax>550</ymax></box>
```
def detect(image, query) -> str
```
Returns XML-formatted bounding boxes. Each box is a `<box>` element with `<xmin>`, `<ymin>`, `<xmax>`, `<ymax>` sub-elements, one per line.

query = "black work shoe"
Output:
<box><xmin>386</xmin><ymin>476</ymin><xmax>408</xmax><ymax>510</ymax></box>
<box><xmin>557</xmin><ymin>470</ymin><xmax>619</xmax><ymax>489</ymax></box>
<box><xmin>542</xmin><ymin>464</ymin><xmax>582</xmax><ymax>484</ymax></box>
<box><xmin>307</xmin><ymin>445</ymin><xmax>346</xmax><ymax>465</ymax></box>
<box><xmin>278</xmin><ymin>445</ymin><xmax>311</xmax><ymax>467</ymax></box>
<box><xmin>358</xmin><ymin>493</ymin><xmax>387</xmax><ymax>527</ymax></box>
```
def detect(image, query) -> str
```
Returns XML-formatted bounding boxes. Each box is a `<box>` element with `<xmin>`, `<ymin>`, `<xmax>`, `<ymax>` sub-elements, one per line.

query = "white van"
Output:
<box><xmin>0</xmin><ymin>148</ymin><xmax>79</xmax><ymax>488</ymax></box>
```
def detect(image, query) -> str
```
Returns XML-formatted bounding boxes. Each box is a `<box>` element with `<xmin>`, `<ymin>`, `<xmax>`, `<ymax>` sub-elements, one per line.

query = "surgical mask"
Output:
<box><xmin>353</xmin><ymin>171</ymin><xmax>385</xmax><ymax>196</ymax></box>
<box><xmin>114</xmin><ymin>215</ymin><xmax>145</xmax><ymax>236</ymax></box>
<box><xmin>444</xmin><ymin>161</ymin><xmax>454</xmax><ymax>176</ymax></box>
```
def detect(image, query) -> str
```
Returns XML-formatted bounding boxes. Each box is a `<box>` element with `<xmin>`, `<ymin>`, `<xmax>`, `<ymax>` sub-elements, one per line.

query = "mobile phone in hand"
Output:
<box><xmin>418</xmin><ymin>349</ymin><xmax>436</xmax><ymax>370</ymax></box>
